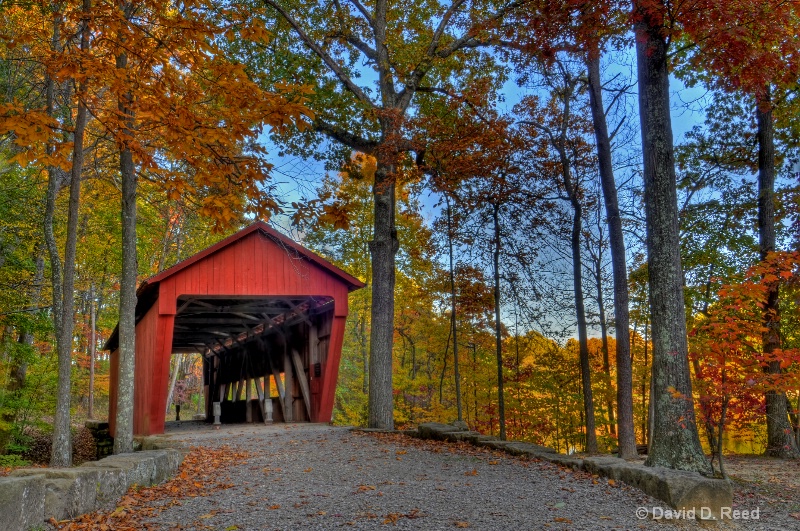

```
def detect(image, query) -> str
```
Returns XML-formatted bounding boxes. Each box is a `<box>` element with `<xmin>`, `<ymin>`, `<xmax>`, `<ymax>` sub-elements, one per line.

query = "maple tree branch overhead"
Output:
<box><xmin>259</xmin><ymin>0</ymin><xmax>375</xmax><ymax>108</ymax></box>
<box><xmin>345</xmin><ymin>0</ymin><xmax>375</xmax><ymax>27</ymax></box>
<box><xmin>315</xmin><ymin>119</ymin><xmax>377</xmax><ymax>153</ymax></box>
<box><xmin>330</xmin><ymin>0</ymin><xmax>378</xmax><ymax>61</ymax></box>
<box><xmin>397</xmin><ymin>0</ymin><xmax>526</xmax><ymax>111</ymax></box>
<box><xmin>427</xmin><ymin>0</ymin><xmax>470</xmax><ymax>57</ymax></box>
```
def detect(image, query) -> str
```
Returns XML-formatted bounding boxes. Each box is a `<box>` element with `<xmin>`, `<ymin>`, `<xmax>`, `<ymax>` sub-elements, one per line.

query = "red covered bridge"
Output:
<box><xmin>104</xmin><ymin>222</ymin><xmax>364</xmax><ymax>436</ymax></box>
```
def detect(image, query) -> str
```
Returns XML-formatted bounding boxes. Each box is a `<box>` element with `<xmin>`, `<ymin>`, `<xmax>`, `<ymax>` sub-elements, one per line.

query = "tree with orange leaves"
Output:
<box><xmin>691</xmin><ymin>251</ymin><xmax>800</xmax><ymax>475</ymax></box>
<box><xmin>246</xmin><ymin>0</ymin><xmax>572</xmax><ymax>430</ymax></box>
<box><xmin>414</xmin><ymin>79</ymin><xmax>537</xmax><ymax>440</ymax></box>
<box><xmin>679</xmin><ymin>0</ymin><xmax>800</xmax><ymax>459</ymax></box>
<box><xmin>629</xmin><ymin>0</ymin><xmax>800</xmax><ymax>471</ymax></box>
<box><xmin>0</xmin><ymin>0</ymin><xmax>311</xmax><ymax>458</ymax></box>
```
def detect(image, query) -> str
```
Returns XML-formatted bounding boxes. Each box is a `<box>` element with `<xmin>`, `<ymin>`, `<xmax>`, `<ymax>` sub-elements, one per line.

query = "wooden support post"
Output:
<box><xmin>263</xmin><ymin>393</ymin><xmax>273</xmax><ymax>422</ymax></box>
<box><xmin>283</xmin><ymin>344</ymin><xmax>294</xmax><ymax>421</ymax></box>
<box><xmin>254</xmin><ymin>376</ymin><xmax>267</xmax><ymax>423</ymax></box>
<box><xmin>219</xmin><ymin>383</ymin><xmax>227</xmax><ymax>403</ymax></box>
<box><xmin>291</xmin><ymin>348</ymin><xmax>312</xmax><ymax>421</ymax></box>
<box><xmin>266</xmin><ymin>355</ymin><xmax>285</xmax><ymax>416</ymax></box>
<box><xmin>309</xmin><ymin>320</ymin><xmax>319</xmax><ymax>364</ymax></box>
<box><xmin>245</xmin><ymin>377</ymin><xmax>253</xmax><ymax>423</ymax></box>
<box><xmin>308</xmin><ymin>320</ymin><xmax>319</xmax><ymax>421</ymax></box>
<box><xmin>235</xmin><ymin>379</ymin><xmax>244</xmax><ymax>401</ymax></box>
<box><xmin>206</xmin><ymin>356</ymin><xmax>217</xmax><ymax>420</ymax></box>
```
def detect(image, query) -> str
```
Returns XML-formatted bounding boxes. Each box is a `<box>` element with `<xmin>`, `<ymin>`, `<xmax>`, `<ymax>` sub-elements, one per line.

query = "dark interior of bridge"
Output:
<box><xmin>171</xmin><ymin>295</ymin><xmax>335</xmax><ymax>424</ymax></box>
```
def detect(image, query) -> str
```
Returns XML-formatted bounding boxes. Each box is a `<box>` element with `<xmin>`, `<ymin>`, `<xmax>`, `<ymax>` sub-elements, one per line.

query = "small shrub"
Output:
<box><xmin>0</xmin><ymin>454</ymin><xmax>31</xmax><ymax>467</ymax></box>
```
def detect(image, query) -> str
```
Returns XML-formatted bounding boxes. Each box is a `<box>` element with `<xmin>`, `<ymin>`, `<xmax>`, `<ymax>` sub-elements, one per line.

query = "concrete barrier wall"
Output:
<box><xmin>0</xmin><ymin>448</ymin><xmax>185</xmax><ymax>530</ymax></box>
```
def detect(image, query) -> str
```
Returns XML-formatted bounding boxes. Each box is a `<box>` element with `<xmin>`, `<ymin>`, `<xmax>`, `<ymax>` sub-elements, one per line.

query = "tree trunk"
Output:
<box><xmin>551</xmin><ymin>74</ymin><xmax>597</xmax><ymax>453</ymax></box>
<box><xmin>446</xmin><ymin>197</ymin><xmax>463</xmax><ymax>422</ymax></box>
<box><xmin>367</xmin><ymin>160</ymin><xmax>398</xmax><ymax>429</ymax></box>
<box><xmin>44</xmin><ymin>4</ymin><xmax>84</xmax><ymax>467</ymax></box>
<box><xmin>359</xmin><ymin>316</ymin><xmax>368</xmax><ymax>394</ymax></box>
<box><xmin>595</xmin><ymin>265</ymin><xmax>615</xmax><ymax>436</ymax></box>
<box><xmin>88</xmin><ymin>283</ymin><xmax>96</xmax><ymax>419</ymax></box>
<box><xmin>439</xmin><ymin>324</ymin><xmax>450</xmax><ymax>405</ymax></box>
<box><xmin>114</xmin><ymin>15</ymin><xmax>138</xmax><ymax>452</ymax></box>
<box><xmin>794</xmin><ymin>393</ymin><xmax>800</xmax><ymax>448</ymax></box>
<box><xmin>491</xmin><ymin>202</ymin><xmax>506</xmax><ymax>440</ymax></box>
<box><xmin>570</xmin><ymin>199</ymin><xmax>597</xmax><ymax>453</ymax></box>
<box><xmin>165</xmin><ymin>353</ymin><xmax>183</xmax><ymax>414</ymax></box>
<box><xmin>634</xmin><ymin>3</ymin><xmax>710</xmax><ymax>473</ymax></box>
<box><xmin>587</xmin><ymin>49</ymin><xmax>637</xmax><ymax>459</ymax></box>
<box><xmin>756</xmin><ymin>93</ymin><xmax>800</xmax><ymax>458</ymax></box>
<box><xmin>51</xmin><ymin>92</ymin><xmax>86</xmax><ymax>466</ymax></box>
<box><xmin>553</xmin><ymin>78</ymin><xmax>597</xmax><ymax>453</ymax></box>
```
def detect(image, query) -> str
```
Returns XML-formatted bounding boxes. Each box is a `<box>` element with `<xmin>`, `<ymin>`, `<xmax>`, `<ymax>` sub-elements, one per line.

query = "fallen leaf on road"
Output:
<box><xmin>54</xmin><ymin>446</ymin><xmax>251</xmax><ymax>530</ymax></box>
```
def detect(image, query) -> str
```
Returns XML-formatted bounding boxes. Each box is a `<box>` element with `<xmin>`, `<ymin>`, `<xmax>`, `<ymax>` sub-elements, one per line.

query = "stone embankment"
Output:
<box><xmin>412</xmin><ymin>421</ymin><xmax>732</xmax><ymax>520</ymax></box>
<box><xmin>0</xmin><ymin>425</ymin><xmax>184</xmax><ymax>530</ymax></box>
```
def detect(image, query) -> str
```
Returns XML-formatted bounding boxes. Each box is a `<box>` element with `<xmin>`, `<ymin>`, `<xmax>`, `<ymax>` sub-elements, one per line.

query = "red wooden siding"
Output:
<box><xmin>318</xmin><ymin>315</ymin><xmax>347</xmax><ymax>422</ymax></box>
<box><xmin>109</xmin><ymin>304</ymin><xmax>175</xmax><ymax>436</ymax></box>
<box><xmin>156</xmin><ymin>232</ymin><xmax>351</xmax><ymax>317</ymax></box>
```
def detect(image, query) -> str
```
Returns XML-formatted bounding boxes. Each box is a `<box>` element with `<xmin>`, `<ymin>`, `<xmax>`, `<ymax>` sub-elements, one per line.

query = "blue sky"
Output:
<box><xmin>261</xmin><ymin>64</ymin><xmax>709</xmax><ymax>235</ymax></box>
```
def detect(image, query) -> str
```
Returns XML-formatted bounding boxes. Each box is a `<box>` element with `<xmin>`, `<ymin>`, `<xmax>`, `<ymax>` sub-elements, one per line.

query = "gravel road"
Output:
<box><xmin>144</xmin><ymin>422</ymin><xmax>764</xmax><ymax>530</ymax></box>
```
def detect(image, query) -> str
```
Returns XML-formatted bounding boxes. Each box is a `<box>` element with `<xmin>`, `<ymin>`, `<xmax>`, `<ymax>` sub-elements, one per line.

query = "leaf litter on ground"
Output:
<box><xmin>50</xmin><ymin>445</ymin><xmax>251</xmax><ymax>530</ymax></box>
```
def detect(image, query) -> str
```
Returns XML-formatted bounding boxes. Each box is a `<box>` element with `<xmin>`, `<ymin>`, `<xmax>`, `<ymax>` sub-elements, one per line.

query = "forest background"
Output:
<box><xmin>0</xmin><ymin>0</ymin><xmax>798</xmax><ymax>474</ymax></box>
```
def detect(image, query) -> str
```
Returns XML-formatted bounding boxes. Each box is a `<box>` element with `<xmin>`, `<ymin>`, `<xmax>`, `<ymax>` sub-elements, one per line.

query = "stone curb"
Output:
<box><xmin>1</xmin><ymin>444</ymin><xmax>185</xmax><ymax>529</ymax></box>
<box><xmin>410</xmin><ymin>422</ymin><xmax>732</xmax><ymax>520</ymax></box>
